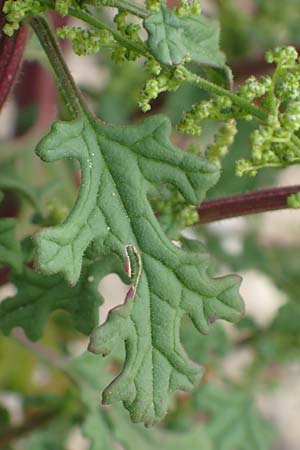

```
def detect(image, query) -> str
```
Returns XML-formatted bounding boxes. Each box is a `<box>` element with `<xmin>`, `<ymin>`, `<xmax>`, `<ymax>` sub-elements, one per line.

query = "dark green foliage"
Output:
<box><xmin>68</xmin><ymin>352</ymin><xmax>214</xmax><ymax>450</ymax></box>
<box><xmin>34</xmin><ymin>114</ymin><xmax>243</xmax><ymax>424</ymax></box>
<box><xmin>0</xmin><ymin>218</ymin><xmax>22</xmax><ymax>273</ymax></box>
<box><xmin>0</xmin><ymin>255</ymin><xmax>126</xmax><ymax>340</ymax></box>
<box><xmin>145</xmin><ymin>6</ymin><xmax>225</xmax><ymax>67</ymax></box>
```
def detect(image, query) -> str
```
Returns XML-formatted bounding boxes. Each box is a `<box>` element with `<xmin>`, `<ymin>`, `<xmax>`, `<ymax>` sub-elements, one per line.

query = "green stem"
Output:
<box><xmin>187</xmin><ymin>71</ymin><xmax>268</xmax><ymax>121</ymax></box>
<box><xmin>68</xmin><ymin>6</ymin><xmax>148</xmax><ymax>55</ymax></box>
<box><xmin>32</xmin><ymin>2</ymin><xmax>300</xmax><ymax>164</ymax></box>
<box><xmin>43</xmin><ymin>0</ymin><xmax>147</xmax><ymax>52</ymax></box>
<box><xmin>100</xmin><ymin>0</ymin><xmax>148</xmax><ymax>18</ymax></box>
<box><xmin>30</xmin><ymin>16</ymin><xmax>85</xmax><ymax>118</ymax></box>
<box><xmin>188</xmin><ymin>72</ymin><xmax>300</xmax><ymax>157</ymax></box>
<box><xmin>40</xmin><ymin>0</ymin><xmax>281</xmax><ymax>131</ymax></box>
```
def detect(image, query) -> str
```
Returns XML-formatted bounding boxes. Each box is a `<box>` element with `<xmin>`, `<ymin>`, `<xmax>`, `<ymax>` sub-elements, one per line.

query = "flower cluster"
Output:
<box><xmin>56</xmin><ymin>10</ymin><xmax>143</xmax><ymax>61</ymax></box>
<box><xmin>150</xmin><ymin>186</ymin><xmax>198</xmax><ymax>239</ymax></box>
<box><xmin>3</xmin><ymin>0</ymin><xmax>82</xmax><ymax>35</ymax></box>
<box><xmin>55</xmin><ymin>0</ymin><xmax>73</xmax><ymax>16</ymax></box>
<box><xmin>177</xmin><ymin>96</ymin><xmax>233</xmax><ymax>136</ymax></box>
<box><xmin>145</xmin><ymin>0</ymin><xmax>160</xmax><ymax>12</ymax></box>
<box><xmin>206</xmin><ymin>119</ymin><xmax>237</xmax><ymax>167</ymax></box>
<box><xmin>112</xmin><ymin>11</ymin><xmax>143</xmax><ymax>62</ymax></box>
<box><xmin>57</xmin><ymin>26</ymin><xmax>115</xmax><ymax>56</ymax></box>
<box><xmin>3</xmin><ymin>0</ymin><xmax>144</xmax><ymax>63</ymax></box>
<box><xmin>175</xmin><ymin>0</ymin><xmax>201</xmax><ymax>17</ymax></box>
<box><xmin>138</xmin><ymin>65</ymin><xmax>189</xmax><ymax>112</ymax></box>
<box><xmin>287</xmin><ymin>192</ymin><xmax>300</xmax><ymax>209</ymax></box>
<box><xmin>238</xmin><ymin>75</ymin><xmax>271</xmax><ymax>101</ymax></box>
<box><xmin>236</xmin><ymin>46</ymin><xmax>300</xmax><ymax>176</ymax></box>
<box><xmin>177</xmin><ymin>46</ymin><xmax>300</xmax><ymax>174</ymax></box>
<box><xmin>265</xmin><ymin>45</ymin><xmax>298</xmax><ymax>66</ymax></box>
<box><xmin>114</xmin><ymin>11</ymin><xmax>141</xmax><ymax>41</ymax></box>
<box><xmin>3</xmin><ymin>0</ymin><xmax>46</xmax><ymax>36</ymax></box>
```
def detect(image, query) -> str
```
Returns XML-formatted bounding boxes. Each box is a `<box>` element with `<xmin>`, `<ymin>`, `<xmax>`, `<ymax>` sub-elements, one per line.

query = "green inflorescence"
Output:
<box><xmin>138</xmin><ymin>71</ymin><xmax>181</xmax><ymax>112</ymax></box>
<box><xmin>178</xmin><ymin>96</ymin><xmax>233</xmax><ymax>136</ymax></box>
<box><xmin>287</xmin><ymin>192</ymin><xmax>300</xmax><ymax>209</ymax></box>
<box><xmin>206</xmin><ymin>119</ymin><xmax>237</xmax><ymax>167</ymax></box>
<box><xmin>145</xmin><ymin>0</ymin><xmax>160</xmax><ymax>13</ymax></box>
<box><xmin>175</xmin><ymin>0</ymin><xmax>201</xmax><ymax>17</ymax></box>
<box><xmin>55</xmin><ymin>0</ymin><xmax>73</xmax><ymax>16</ymax></box>
<box><xmin>138</xmin><ymin>63</ymin><xmax>190</xmax><ymax>112</ymax></box>
<box><xmin>3</xmin><ymin>0</ymin><xmax>46</xmax><ymax>36</ymax></box>
<box><xmin>2</xmin><ymin>0</ymin><xmax>81</xmax><ymax>35</ymax></box>
<box><xmin>236</xmin><ymin>47</ymin><xmax>300</xmax><ymax>176</ymax></box>
<box><xmin>177</xmin><ymin>45</ymin><xmax>300</xmax><ymax>176</ymax></box>
<box><xmin>57</xmin><ymin>25</ymin><xmax>115</xmax><ymax>56</ymax></box>
<box><xmin>112</xmin><ymin>11</ymin><xmax>143</xmax><ymax>62</ymax></box>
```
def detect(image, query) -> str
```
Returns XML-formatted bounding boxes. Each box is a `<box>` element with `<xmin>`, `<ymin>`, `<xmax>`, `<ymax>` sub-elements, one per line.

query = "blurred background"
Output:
<box><xmin>1</xmin><ymin>0</ymin><xmax>300</xmax><ymax>449</ymax></box>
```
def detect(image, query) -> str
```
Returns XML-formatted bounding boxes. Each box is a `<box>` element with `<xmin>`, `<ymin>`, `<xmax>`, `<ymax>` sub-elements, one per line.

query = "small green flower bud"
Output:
<box><xmin>287</xmin><ymin>193</ymin><xmax>300</xmax><ymax>209</ymax></box>
<box><xmin>239</xmin><ymin>76</ymin><xmax>267</xmax><ymax>100</ymax></box>
<box><xmin>206</xmin><ymin>119</ymin><xmax>237</xmax><ymax>164</ymax></box>
<box><xmin>236</xmin><ymin>158</ymin><xmax>255</xmax><ymax>177</ymax></box>
<box><xmin>56</xmin><ymin>0</ymin><xmax>72</xmax><ymax>16</ymax></box>
<box><xmin>145</xmin><ymin>0</ymin><xmax>160</xmax><ymax>12</ymax></box>
<box><xmin>114</xmin><ymin>11</ymin><xmax>127</xmax><ymax>32</ymax></box>
<box><xmin>266</xmin><ymin>46</ymin><xmax>298</xmax><ymax>66</ymax></box>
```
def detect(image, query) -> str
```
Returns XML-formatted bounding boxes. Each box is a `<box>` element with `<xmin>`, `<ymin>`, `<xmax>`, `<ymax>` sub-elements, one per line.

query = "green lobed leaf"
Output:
<box><xmin>0</xmin><ymin>218</ymin><xmax>23</xmax><ymax>273</ymax></box>
<box><xmin>194</xmin><ymin>384</ymin><xmax>275</xmax><ymax>450</ymax></box>
<box><xmin>144</xmin><ymin>6</ymin><xmax>225</xmax><ymax>67</ymax></box>
<box><xmin>0</xmin><ymin>255</ymin><xmax>125</xmax><ymax>341</ymax></box>
<box><xmin>34</xmin><ymin>113</ymin><xmax>243</xmax><ymax>424</ymax></box>
<box><xmin>69</xmin><ymin>352</ymin><xmax>213</xmax><ymax>450</ymax></box>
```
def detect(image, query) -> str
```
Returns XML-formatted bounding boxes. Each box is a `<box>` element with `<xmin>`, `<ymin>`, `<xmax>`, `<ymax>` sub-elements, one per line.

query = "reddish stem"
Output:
<box><xmin>197</xmin><ymin>185</ymin><xmax>300</xmax><ymax>223</ymax></box>
<box><xmin>0</xmin><ymin>1</ymin><xmax>27</xmax><ymax>110</ymax></box>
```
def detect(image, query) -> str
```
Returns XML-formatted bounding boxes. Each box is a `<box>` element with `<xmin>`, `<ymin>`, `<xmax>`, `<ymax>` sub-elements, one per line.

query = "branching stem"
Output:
<box><xmin>186</xmin><ymin>71</ymin><xmax>300</xmax><ymax>156</ymax></box>
<box><xmin>187</xmin><ymin>71</ymin><xmax>268</xmax><ymax>121</ymax></box>
<box><xmin>198</xmin><ymin>184</ymin><xmax>300</xmax><ymax>223</ymax></box>
<box><xmin>98</xmin><ymin>0</ymin><xmax>148</xmax><ymax>18</ymax></box>
<box><xmin>68</xmin><ymin>6</ymin><xmax>147</xmax><ymax>54</ymax></box>
<box><xmin>29</xmin><ymin>8</ymin><xmax>300</xmax><ymax>228</ymax></box>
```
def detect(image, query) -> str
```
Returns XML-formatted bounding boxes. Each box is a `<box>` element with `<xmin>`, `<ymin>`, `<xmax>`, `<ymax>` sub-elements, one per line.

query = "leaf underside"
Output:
<box><xmin>0</xmin><ymin>255</ymin><xmax>125</xmax><ymax>341</ymax></box>
<box><xmin>195</xmin><ymin>384</ymin><xmax>275</xmax><ymax>450</ymax></box>
<box><xmin>144</xmin><ymin>6</ymin><xmax>225</xmax><ymax>67</ymax></box>
<box><xmin>34</xmin><ymin>113</ymin><xmax>243</xmax><ymax>424</ymax></box>
<box><xmin>69</xmin><ymin>352</ymin><xmax>213</xmax><ymax>450</ymax></box>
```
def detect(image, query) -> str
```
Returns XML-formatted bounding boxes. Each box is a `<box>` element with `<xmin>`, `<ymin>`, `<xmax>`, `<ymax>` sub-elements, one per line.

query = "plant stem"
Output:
<box><xmin>197</xmin><ymin>185</ymin><xmax>300</xmax><ymax>223</ymax></box>
<box><xmin>187</xmin><ymin>71</ymin><xmax>268</xmax><ymax>121</ymax></box>
<box><xmin>188</xmin><ymin>72</ymin><xmax>300</xmax><ymax>156</ymax></box>
<box><xmin>0</xmin><ymin>1</ymin><xmax>28</xmax><ymax>110</ymax></box>
<box><xmin>29</xmin><ymin>16</ymin><xmax>85</xmax><ymax>118</ymax></box>
<box><xmin>99</xmin><ymin>0</ymin><xmax>148</xmax><ymax>18</ymax></box>
<box><xmin>68</xmin><ymin>6</ymin><xmax>147</xmax><ymax>54</ymax></box>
